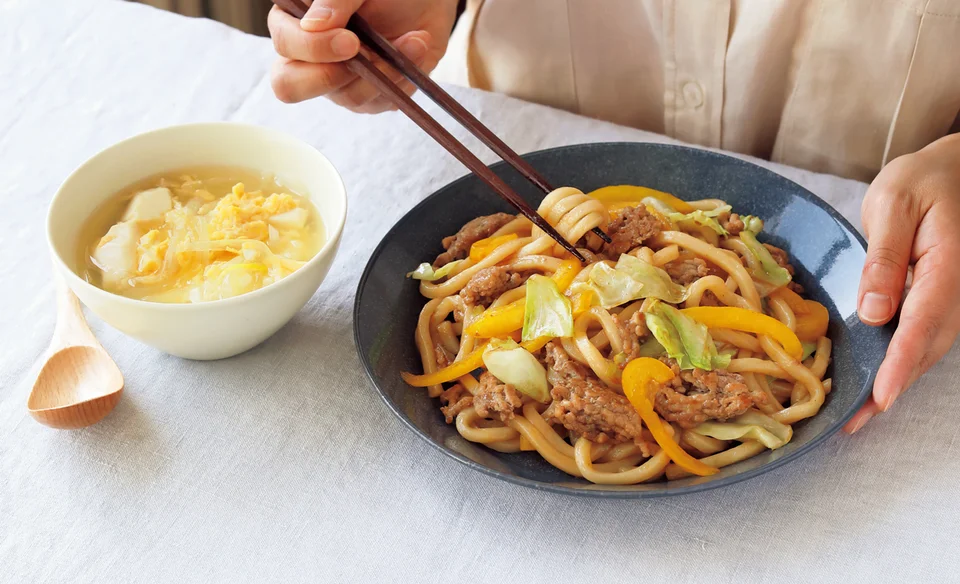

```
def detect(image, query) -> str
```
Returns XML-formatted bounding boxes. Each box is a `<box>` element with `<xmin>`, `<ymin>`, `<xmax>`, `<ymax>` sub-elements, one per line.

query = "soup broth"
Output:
<box><xmin>79</xmin><ymin>166</ymin><xmax>325</xmax><ymax>303</ymax></box>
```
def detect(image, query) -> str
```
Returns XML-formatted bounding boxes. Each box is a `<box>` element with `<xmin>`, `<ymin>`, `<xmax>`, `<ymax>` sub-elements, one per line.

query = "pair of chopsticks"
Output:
<box><xmin>272</xmin><ymin>1</ymin><xmax>611</xmax><ymax>262</ymax></box>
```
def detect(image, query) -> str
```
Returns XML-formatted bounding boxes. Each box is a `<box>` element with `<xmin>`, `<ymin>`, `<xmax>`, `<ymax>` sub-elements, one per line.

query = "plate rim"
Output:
<box><xmin>353</xmin><ymin>141</ymin><xmax>885</xmax><ymax>499</ymax></box>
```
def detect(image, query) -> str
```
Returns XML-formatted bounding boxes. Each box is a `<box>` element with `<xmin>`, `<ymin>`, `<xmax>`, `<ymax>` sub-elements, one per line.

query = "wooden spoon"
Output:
<box><xmin>27</xmin><ymin>272</ymin><xmax>124</xmax><ymax>429</ymax></box>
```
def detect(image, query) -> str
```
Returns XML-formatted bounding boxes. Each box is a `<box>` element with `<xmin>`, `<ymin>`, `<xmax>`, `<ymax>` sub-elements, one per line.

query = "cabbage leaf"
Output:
<box><xmin>668</xmin><ymin>209</ymin><xmax>730</xmax><ymax>236</ymax></box>
<box><xmin>615</xmin><ymin>254</ymin><xmax>687</xmax><ymax>304</ymax></box>
<box><xmin>521</xmin><ymin>275</ymin><xmax>573</xmax><ymax>341</ymax></box>
<box><xmin>692</xmin><ymin>411</ymin><xmax>793</xmax><ymax>450</ymax></box>
<box><xmin>741</xmin><ymin>215</ymin><xmax>764</xmax><ymax>234</ymax></box>
<box><xmin>571</xmin><ymin>254</ymin><xmax>687</xmax><ymax>309</ymax></box>
<box><xmin>406</xmin><ymin>260</ymin><xmax>463</xmax><ymax>281</ymax></box>
<box><xmin>638</xmin><ymin>336</ymin><xmax>666</xmax><ymax>358</ymax></box>
<box><xmin>643</xmin><ymin>299</ymin><xmax>726</xmax><ymax>370</ymax></box>
<box><xmin>641</xmin><ymin>196</ymin><xmax>678</xmax><ymax>215</ymax></box>
<box><xmin>739</xmin><ymin>231</ymin><xmax>792</xmax><ymax>287</ymax></box>
<box><xmin>482</xmin><ymin>339</ymin><xmax>550</xmax><ymax>402</ymax></box>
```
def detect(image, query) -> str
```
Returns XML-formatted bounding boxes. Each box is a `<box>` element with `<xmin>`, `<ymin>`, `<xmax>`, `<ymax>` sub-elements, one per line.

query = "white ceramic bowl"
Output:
<box><xmin>47</xmin><ymin>122</ymin><xmax>347</xmax><ymax>360</ymax></box>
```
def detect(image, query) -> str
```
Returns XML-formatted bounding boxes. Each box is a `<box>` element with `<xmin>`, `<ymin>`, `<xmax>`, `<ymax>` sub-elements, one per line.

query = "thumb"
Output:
<box><xmin>858</xmin><ymin>191</ymin><xmax>915</xmax><ymax>326</ymax></box>
<box><xmin>302</xmin><ymin>0</ymin><xmax>365</xmax><ymax>32</ymax></box>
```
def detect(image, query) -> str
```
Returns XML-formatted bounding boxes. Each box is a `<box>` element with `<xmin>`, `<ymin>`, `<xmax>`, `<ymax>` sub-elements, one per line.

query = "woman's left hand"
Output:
<box><xmin>844</xmin><ymin>133</ymin><xmax>960</xmax><ymax>433</ymax></box>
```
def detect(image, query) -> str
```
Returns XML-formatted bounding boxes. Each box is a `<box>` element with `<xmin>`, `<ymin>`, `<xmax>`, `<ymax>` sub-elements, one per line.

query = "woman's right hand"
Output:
<box><xmin>268</xmin><ymin>0</ymin><xmax>458</xmax><ymax>113</ymax></box>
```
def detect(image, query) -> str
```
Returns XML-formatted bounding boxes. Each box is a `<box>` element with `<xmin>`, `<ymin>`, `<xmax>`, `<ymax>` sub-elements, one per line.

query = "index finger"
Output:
<box><xmin>269</xmin><ymin>6</ymin><xmax>360</xmax><ymax>63</ymax></box>
<box><xmin>872</xmin><ymin>241</ymin><xmax>960</xmax><ymax>411</ymax></box>
<box><xmin>300</xmin><ymin>0</ymin><xmax>366</xmax><ymax>32</ymax></box>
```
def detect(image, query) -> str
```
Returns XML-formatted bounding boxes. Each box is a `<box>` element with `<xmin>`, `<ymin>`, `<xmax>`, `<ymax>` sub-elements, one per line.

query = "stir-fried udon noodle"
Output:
<box><xmin>402</xmin><ymin>186</ymin><xmax>831</xmax><ymax>484</ymax></box>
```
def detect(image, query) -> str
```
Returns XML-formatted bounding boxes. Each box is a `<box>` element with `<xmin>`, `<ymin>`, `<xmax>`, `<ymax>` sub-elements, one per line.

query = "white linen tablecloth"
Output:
<box><xmin>2</xmin><ymin>2</ymin><xmax>959</xmax><ymax>582</ymax></box>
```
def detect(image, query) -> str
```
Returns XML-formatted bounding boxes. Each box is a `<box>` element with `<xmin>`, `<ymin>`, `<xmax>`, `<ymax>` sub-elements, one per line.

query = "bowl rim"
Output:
<box><xmin>46</xmin><ymin>121</ymin><xmax>348</xmax><ymax>310</ymax></box>
<box><xmin>353</xmin><ymin>141</ymin><xmax>887</xmax><ymax>499</ymax></box>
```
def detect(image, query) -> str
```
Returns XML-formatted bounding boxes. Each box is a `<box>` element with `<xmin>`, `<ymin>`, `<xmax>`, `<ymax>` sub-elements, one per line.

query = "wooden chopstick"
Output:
<box><xmin>271</xmin><ymin>0</ymin><xmax>589</xmax><ymax>261</ymax></box>
<box><xmin>346</xmin><ymin>16</ymin><xmax>611</xmax><ymax>245</ymax></box>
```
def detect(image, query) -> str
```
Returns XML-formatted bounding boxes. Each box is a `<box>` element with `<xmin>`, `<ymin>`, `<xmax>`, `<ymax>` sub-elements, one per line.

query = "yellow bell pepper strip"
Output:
<box><xmin>466</xmin><ymin>261</ymin><xmax>581</xmax><ymax>338</ymax></box>
<box><xmin>402</xmin><ymin>343</ymin><xmax>487</xmax><ymax>387</ymax></box>
<box><xmin>551</xmin><ymin>259</ymin><xmax>582</xmax><ymax>293</ymax></box>
<box><xmin>466</xmin><ymin>300</ymin><xmax>525</xmax><ymax>338</ymax></box>
<box><xmin>606</xmin><ymin>201</ymin><xmax>638</xmax><ymax>213</ymax></box>
<box><xmin>402</xmin><ymin>336</ymin><xmax>550</xmax><ymax>387</ymax></box>
<box><xmin>770</xmin><ymin>287</ymin><xmax>810</xmax><ymax>315</ymax></box>
<box><xmin>586</xmin><ymin>185</ymin><xmax>696</xmax><ymax>214</ymax></box>
<box><xmin>794</xmin><ymin>300</ymin><xmax>829</xmax><ymax>342</ymax></box>
<box><xmin>680</xmin><ymin>306</ymin><xmax>803</xmax><ymax>361</ymax></box>
<box><xmin>622</xmin><ymin>358</ymin><xmax>719</xmax><ymax>476</ymax></box>
<box><xmin>571</xmin><ymin>289</ymin><xmax>595</xmax><ymax>317</ymax></box>
<box><xmin>469</xmin><ymin>233</ymin><xmax>518</xmax><ymax>262</ymax></box>
<box><xmin>521</xmin><ymin>336</ymin><xmax>552</xmax><ymax>353</ymax></box>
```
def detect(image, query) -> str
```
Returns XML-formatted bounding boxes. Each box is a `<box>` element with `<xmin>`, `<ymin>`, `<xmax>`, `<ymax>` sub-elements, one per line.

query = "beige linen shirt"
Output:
<box><xmin>433</xmin><ymin>0</ymin><xmax>960</xmax><ymax>181</ymax></box>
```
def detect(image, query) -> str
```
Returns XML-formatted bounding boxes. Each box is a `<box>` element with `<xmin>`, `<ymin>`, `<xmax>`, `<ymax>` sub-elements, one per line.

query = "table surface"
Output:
<box><xmin>3</xmin><ymin>1</ymin><xmax>959</xmax><ymax>582</ymax></box>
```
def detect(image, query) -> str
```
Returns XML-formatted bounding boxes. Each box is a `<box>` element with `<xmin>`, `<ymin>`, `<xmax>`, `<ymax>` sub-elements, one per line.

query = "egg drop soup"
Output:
<box><xmin>79</xmin><ymin>167</ymin><xmax>325</xmax><ymax>303</ymax></box>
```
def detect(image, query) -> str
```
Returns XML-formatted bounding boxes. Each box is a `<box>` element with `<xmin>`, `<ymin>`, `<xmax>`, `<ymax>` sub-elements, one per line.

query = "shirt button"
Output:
<box><xmin>681</xmin><ymin>81</ymin><xmax>705</xmax><ymax>109</ymax></box>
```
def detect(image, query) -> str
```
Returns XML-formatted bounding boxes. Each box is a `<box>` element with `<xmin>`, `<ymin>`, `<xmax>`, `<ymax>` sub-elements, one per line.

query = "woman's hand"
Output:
<box><xmin>845</xmin><ymin>133</ymin><xmax>960</xmax><ymax>433</ymax></box>
<box><xmin>268</xmin><ymin>0</ymin><xmax>458</xmax><ymax>113</ymax></box>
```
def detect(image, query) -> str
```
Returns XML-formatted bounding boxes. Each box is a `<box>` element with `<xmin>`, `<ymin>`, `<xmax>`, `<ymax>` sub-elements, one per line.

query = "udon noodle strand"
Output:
<box><xmin>680</xmin><ymin>431</ymin><xmax>729</xmax><ymax>455</ymax></box>
<box><xmin>456</xmin><ymin>408</ymin><xmax>520</xmax><ymax>443</ymax></box>
<box><xmin>573</xmin><ymin>308</ymin><xmax>621</xmax><ymax>387</ymax></box>
<box><xmin>684</xmin><ymin>275</ymin><xmax>752</xmax><ymax>309</ymax></box>
<box><xmin>574</xmin><ymin>439</ymin><xmax>670</xmax><ymax>485</ymax></box>
<box><xmin>415</xmin><ymin>297</ymin><xmax>445</xmax><ymax>397</ymax></box>
<box><xmin>658</xmin><ymin>230</ymin><xmax>762</xmax><ymax>310</ymax></box>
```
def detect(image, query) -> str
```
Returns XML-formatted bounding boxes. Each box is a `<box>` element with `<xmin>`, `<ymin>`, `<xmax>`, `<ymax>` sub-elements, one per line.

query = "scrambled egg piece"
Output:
<box><xmin>137</xmin><ymin>229</ymin><xmax>167</xmax><ymax>274</ymax></box>
<box><xmin>93</xmin><ymin>177</ymin><xmax>321</xmax><ymax>303</ymax></box>
<box><xmin>207</xmin><ymin>183</ymin><xmax>298</xmax><ymax>241</ymax></box>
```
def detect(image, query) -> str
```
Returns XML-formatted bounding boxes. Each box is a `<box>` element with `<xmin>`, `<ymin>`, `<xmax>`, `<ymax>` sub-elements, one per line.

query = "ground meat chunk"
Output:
<box><xmin>439</xmin><ymin>384</ymin><xmax>473</xmax><ymax>424</ymax></box>
<box><xmin>543</xmin><ymin>340</ymin><xmax>593</xmax><ymax>384</ymax></box>
<box><xmin>763</xmin><ymin>243</ymin><xmax>795</xmax><ymax>276</ymax></box>
<box><xmin>459</xmin><ymin>266</ymin><xmax>525</xmax><ymax>307</ymax></box>
<box><xmin>434</xmin><ymin>344</ymin><xmax>453</xmax><ymax>369</ymax></box>
<box><xmin>434</xmin><ymin>212</ymin><xmax>514</xmax><ymax>267</ymax></box>
<box><xmin>473</xmin><ymin>372</ymin><xmax>523</xmax><ymax>422</ymax></box>
<box><xmin>665</xmin><ymin>257</ymin><xmax>709</xmax><ymax>285</ymax></box>
<box><xmin>602</xmin><ymin>205</ymin><xmax>662</xmax><ymax>257</ymax></box>
<box><xmin>654</xmin><ymin>358</ymin><xmax>767</xmax><ymax>428</ymax></box>
<box><xmin>577</xmin><ymin>247</ymin><xmax>602</xmax><ymax>263</ymax></box>
<box><xmin>704</xmin><ymin>260</ymin><xmax>729</xmax><ymax>278</ymax></box>
<box><xmin>542</xmin><ymin>342</ymin><xmax>650</xmax><ymax>448</ymax></box>
<box><xmin>698</xmin><ymin>290</ymin><xmax>723</xmax><ymax>307</ymax></box>
<box><xmin>612</xmin><ymin>311</ymin><xmax>649</xmax><ymax>362</ymax></box>
<box><xmin>545</xmin><ymin>378</ymin><xmax>648</xmax><ymax>446</ymax></box>
<box><xmin>721</xmin><ymin>212</ymin><xmax>745</xmax><ymax>235</ymax></box>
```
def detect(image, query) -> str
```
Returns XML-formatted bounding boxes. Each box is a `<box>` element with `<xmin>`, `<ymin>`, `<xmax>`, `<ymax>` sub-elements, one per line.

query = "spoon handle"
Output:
<box><xmin>51</xmin><ymin>268</ymin><xmax>100</xmax><ymax>351</ymax></box>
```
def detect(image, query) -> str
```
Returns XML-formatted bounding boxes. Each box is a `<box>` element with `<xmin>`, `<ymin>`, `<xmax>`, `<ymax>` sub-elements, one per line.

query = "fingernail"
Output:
<box><xmin>880</xmin><ymin>387</ymin><xmax>902</xmax><ymax>412</ymax></box>
<box><xmin>849</xmin><ymin>411</ymin><xmax>875</xmax><ymax>434</ymax></box>
<box><xmin>331</xmin><ymin>31</ymin><xmax>359</xmax><ymax>57</ymax></box>
<box><xmin>400</xmin><ymin>37</ymin><xmax>429</xmax><ymax>65</ymax></box>
<box><xmin>859</xmin><ymin>292</ymin><xmax>892</xmax><ymax>324</ymax></box>
<box><xmin>301</xmin><ymin>7</ymin><xmax>333</xmax><ymax>30</ymax></box>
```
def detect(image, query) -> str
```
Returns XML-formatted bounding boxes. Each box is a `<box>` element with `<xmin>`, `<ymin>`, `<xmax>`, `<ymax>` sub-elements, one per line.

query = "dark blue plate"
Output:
<box><xmin>353</xmin><ymin>142</ymin><xmax>892</xmax><ymax>498</ymax></box>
